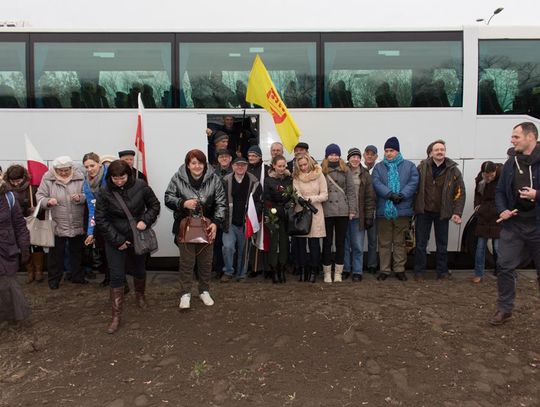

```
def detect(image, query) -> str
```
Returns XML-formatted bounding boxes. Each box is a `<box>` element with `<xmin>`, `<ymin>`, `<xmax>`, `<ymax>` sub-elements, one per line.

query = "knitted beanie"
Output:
<box><xmin>384</xmin><ymin>137</ymin><xmax>400</xmax><ymax>152</ymax></box>
<box><xmin>325</xmin><ymin>143</ymin><xmax>341</xmax><ymax>158</ymax></box>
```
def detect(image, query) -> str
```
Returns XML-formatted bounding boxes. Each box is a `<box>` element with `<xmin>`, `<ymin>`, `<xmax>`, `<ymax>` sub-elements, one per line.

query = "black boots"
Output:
<box><xmin>309</xmin><ymin>266</ymin><xmax>317</xmax><ymax>283</ymax></box>
<box><xmin>272</xmin><ymin>265</ymin><xmax>286</xmax><ymax>284</ymax></box>
<box><xmin>298</xmin><ymin>267</ymin><xmax>307</xmax><ymax>282</ymax></box>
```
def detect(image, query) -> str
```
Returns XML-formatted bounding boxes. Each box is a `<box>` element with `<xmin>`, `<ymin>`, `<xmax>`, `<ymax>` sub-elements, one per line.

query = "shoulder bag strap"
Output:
<box><xmin>5</xmin><ymin>191</ymin><xmax>15</xmax><ymax>210</ymax></box>
<box><xmin>327</xmin><ymin>174</ymin><xmax>346</xmax><ymax>195</ymax></box>
<box><xmin>112</xmin><ymin>191</ymin><xmax>138</xmax><ymax>236</ymax></box>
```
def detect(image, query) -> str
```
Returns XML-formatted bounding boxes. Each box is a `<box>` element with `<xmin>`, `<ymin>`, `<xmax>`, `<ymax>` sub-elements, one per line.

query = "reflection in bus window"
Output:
<box><xmin>324</xmin><ymin>40</ymin><xmax>463</xmax><ymax>108</ymax></box>
<box><xmin>479</xmin><ymin>40</ymin><xmax>540</xmax><ymax>118</ymax></box>
<box><xmin>0</xmin><ymin>42</ymin><xmax>26</xmax><ymax>108</ymax></box>
<box><xmin>34</xmin><ymin>42</ymin><xmax>172</xmax><ymax>108</ymax></box>
<box><xmin>179</xmin><ymin>42</ymin><xmax>316</xmax><ymax>108</ymax></box>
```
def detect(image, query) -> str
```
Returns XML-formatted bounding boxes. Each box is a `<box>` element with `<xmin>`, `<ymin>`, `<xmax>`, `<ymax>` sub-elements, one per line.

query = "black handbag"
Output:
<box><xmin>287</xmin><ymin>204</ymin><xmax>313</xmax><ymax>236</ymax></box>
<box><xmin>113</xmin><ymin>192</ymin><xmax>158</xmax><ymax>255</ymax></box>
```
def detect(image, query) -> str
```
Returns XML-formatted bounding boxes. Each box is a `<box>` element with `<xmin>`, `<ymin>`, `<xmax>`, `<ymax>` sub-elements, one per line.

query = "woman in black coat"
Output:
<box><xmin>95</xmin><ymin>160</ymin><xmax>160</xmax><ymax>334</ymax></box>
<box><xmin>473</xmin><ymin>161</ymin><xmax>502</xmax><ymax>283</ymax></box>
<box><xmin>263</xmin><ymin>155</ymin><xmax>292</xmax><ymax>283</ymax></box>
<box><xmin>0</xmin><ymin>176</ymin><xmax>31</xmax><ymax>323</ymax></box>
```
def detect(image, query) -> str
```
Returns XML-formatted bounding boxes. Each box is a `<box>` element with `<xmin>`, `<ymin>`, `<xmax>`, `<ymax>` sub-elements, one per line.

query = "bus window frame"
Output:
<box><xmin>0</xmin><ymin>33</ymin><xmax>30</xmax><ymax>108</ymax></box>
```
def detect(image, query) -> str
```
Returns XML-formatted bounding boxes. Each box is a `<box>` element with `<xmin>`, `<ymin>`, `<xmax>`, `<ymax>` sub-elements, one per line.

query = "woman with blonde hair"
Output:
<box><xmin>292</xmin><ymin>154</ymin><xmax>328</xmax><ymax>282</ymax></box>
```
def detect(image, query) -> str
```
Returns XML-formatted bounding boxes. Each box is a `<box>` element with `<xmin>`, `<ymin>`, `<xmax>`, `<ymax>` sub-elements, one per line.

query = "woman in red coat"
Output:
<box><xmin>473</xmin><ymin>161</ymin><xmax>502</xmax><ymax>283</ymax></box>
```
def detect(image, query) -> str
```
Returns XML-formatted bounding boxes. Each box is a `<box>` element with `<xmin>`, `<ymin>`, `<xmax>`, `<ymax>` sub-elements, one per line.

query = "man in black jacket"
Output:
<box><xmin>221</xmin><ymin>157</ymin><xmax>262</xmax><ymax>282</ymax></box>
<box><xmin>491</xmin><ymin>122</ymin><xmax>540</xmax><ymax>325</ymax></box>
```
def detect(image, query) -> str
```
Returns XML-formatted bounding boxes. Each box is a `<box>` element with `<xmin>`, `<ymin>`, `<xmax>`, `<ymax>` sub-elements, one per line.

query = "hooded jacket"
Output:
<box><xmin>414</xmin><ymin>157</ymin><xmax>466</xmax><ymax>219</ymax></box>
<box><xmin>496</xmin><ymin>142</ymin><xmax>540</xmax><ymax>226</ymax></box>
<box><xmin>95</xmin><ymin>173</ymin><xmax>160</xmax><ymax>248</ymax></box>
<box><xmin>5</xmin><ymin>167</ymin><xmax>35</xmax><ymax>217</ymax></box>
<box><xmin>164</xmin><ymin>164</ymin><xmax>227</xmax><ymax>235</ymax></box>
<box><xmin>36</xmin><ymin>168</ymin><xmax>86</xmax><ymax>237</ymax></box>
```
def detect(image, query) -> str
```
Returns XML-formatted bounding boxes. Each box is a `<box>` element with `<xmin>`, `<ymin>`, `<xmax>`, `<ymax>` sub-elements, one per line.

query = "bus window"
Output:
<box><xmin>0</xmin><ymin>42</ymin><xmax>26</xmax><ymax>108</ymax></box>
<box><xmin>34</xmin><ymin>42</ymin><xmax>172</xmax><ymax>108</ymax></box>
<box><xmin>479</xmin><ymin>40</ymin><xmax>540</xmax><ymax>118</ymax></box>
<box><xmin>323</xmin><ymin>36</ymin><xmax>463</xmax><ymax>108</ymax></box>
<box><xmin>179</xmin><ymin>41</ymin><xmax>317</xmax><ymax>108</ymax></box>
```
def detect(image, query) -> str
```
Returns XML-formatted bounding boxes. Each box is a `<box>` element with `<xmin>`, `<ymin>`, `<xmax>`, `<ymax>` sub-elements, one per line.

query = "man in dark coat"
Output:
<box><xmin>118</xmin><ymin>150</ymin><xmax>147</xmax><ymax>183</ymax></box>
<box><xmin>490</xmin><ymin>122</ymin><xmax>540</xmax><ymax>325</ymax></box>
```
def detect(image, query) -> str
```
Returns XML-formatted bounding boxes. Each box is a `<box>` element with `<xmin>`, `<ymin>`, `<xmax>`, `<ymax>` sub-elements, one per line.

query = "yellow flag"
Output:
<box><xmin>246</xmin><ymin>55</ymin><xmax>301</xmax><ymax>153</ymax></box>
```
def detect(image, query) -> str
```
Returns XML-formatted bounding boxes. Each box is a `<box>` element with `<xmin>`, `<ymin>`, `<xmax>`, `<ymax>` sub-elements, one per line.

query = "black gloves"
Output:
<box><xmin>388</xmin><ymin>193</ymin><xmax>404</xmax><ymax>204</ymax></box>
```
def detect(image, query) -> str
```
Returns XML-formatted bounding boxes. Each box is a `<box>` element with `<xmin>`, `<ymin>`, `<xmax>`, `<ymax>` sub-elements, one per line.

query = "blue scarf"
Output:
<box><xmin>383</xmin><ymin>153</ymin><xmax>404</xmax><ymax>220</ymax></box>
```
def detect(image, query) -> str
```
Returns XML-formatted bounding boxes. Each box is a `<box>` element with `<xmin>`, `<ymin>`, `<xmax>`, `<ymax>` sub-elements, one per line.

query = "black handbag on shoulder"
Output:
<box><xmin>112</xmin><ymin>192</ymin><xmax>158</xmax><ymax>255</ymax></box>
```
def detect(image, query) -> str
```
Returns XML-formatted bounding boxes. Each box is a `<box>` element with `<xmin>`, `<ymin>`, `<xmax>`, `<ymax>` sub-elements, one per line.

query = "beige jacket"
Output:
<box><xmin>36</xmin><ymin>169</ymin><xmax>86</xmax><ymax>237</ymax></box>
<box><xmin>292</xmin><ymin>166</ymin><xmax>328</xmax><ymax>238</ymax></box>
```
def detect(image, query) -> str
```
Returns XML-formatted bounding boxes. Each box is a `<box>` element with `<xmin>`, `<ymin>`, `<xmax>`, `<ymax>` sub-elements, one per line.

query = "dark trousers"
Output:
<box><xmin>322</xmin><ymin>216</ymin><xmax>349</xmax><ymax>265</ymax></box>
<box><xmin>179</xmin><ymin>243</ymin><xmax>213</xmax><ymax>295</ymax></box>
<box><xmin>105</xmin><ymin>242</ymin><xmax>146</xmax><ymax>289</ymax></box>
<box><xmin>497</xmin><ymin>219</ymin><xmax>540</xmax><ymax>313</ymax></box>
<box><xmin>414</xmin><ymin>212</ymin><xmax>449</xmax><ymax>276</ymax></box>
<box><xmin>48</xmin><ymin>235</ymin><xmax>84</xmax><ymax>287</ymax></box>
<box><xmin>212</xmin><ymin>228</ymin><xmax>225</xmax><ymax>276</ymax></box>
<box><xmin>298</xmin><ymin>237</ymin><xmax>321</xmax><ymax>268</ymax></box>
<box><xmin>269</xmin><ymin>219</ymin><xmax>289</xmax><ymax>268</ymax></box>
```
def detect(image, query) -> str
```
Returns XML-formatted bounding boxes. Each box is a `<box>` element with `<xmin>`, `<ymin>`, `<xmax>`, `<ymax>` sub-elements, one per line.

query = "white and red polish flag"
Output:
<box><xmin>135</xmin><ymin>93</ymin><xmax>147</xmax><ymax>181</ymax></box>
<box><xmin>24</xmin><ymin>134</ymin><xmax>48</xmax><ymax>186</ymax></box>
<box><xmin>245</xmin><ymin>192</ymin><xmax>261</xmax><ymax>239</ymax></box>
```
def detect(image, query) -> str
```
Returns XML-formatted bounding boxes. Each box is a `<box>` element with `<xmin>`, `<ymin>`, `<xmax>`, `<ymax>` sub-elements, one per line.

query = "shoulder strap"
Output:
<box><xmin>5</xmin><ymin>191</ymin><xmax>15</xmax><ymax>210</ymax></box>
<box><xmin>112</xmin><ymin>191</ymin><xmax>135</xmax><ymax>223</ymax></box>
<box><xmin>327</xmin><ymin>174</ymin><xmax>346</xmax><ymax>195</ymax></box>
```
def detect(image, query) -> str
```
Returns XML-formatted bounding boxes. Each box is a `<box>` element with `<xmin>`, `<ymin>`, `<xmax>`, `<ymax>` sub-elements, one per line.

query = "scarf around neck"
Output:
<box><xmin>383</xmin><ymin>153</ymin><xmax>404</xmax><ymax>219</ymax></box>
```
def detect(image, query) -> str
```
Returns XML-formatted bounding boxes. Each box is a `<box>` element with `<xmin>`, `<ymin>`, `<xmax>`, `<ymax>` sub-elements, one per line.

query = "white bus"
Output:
<box><xmin>1</xmin><ymin>25</ymin><xmax>539</xmax><ymax>265</ymax></box>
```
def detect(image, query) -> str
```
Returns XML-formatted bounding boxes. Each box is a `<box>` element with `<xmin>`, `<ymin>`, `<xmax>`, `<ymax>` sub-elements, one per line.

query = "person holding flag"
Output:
<box><xmin>221</xmin><ymin>157</ymin><xmax>262</xmax><ymax>282</ymax></box>
<box><xmin>264</xmin><ymin>155</ymin><xmax>293</xmax><ymax>283</ymax></box>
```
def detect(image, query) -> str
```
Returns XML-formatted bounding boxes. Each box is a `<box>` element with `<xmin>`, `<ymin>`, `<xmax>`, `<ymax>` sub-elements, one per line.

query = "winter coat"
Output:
<box><xmin>264</xmin><ymin>169</ymin><xmax>292</xmax><ymax>220</ymax></box>
<box><xmin>372</xmin><ymin>159</ymin><xmax>419</xmax><ymax>218</ymax></box>
<box><xmin>349</xmin><ymin>165</ymin><xmax>376</xmax><ymax>229</ymax></box>
<box><xmin>293</xmin><ymin>166</ymin><xmax>328</xmax><ymax>238</ymax></box>
<box><xmin>6</xmin><ymin>168</ymin><xmax>36</xmax><ymax>217</ymax></box>
<box><xmin>83</xmin><ymin>166</ymin><xmax>108</xmax><ymax>236</ymax></box>
<box><xmin>36</xmin><ymin>169</ymin><xmax>86</xmax><ymax>237</ymax></box>
<box><xmin>0</xmin><ymin>190</ymin><xmax>30</xmax><ymax>277</ymax></box>
<box><xmin>95</xmin><ymin>176</ymin><xmax>160</xmax><ymax>248</ymax></box>
<box><xmin>223</xmin><ymin>172</ymin><xmax>263</xmax><ymax>231</ymax></box>
<box><xmin>164</xmin><ymin>165</ymin><xmax>227</xmax><ymax>236</ymax></box>
<box><xmin>474</xmin><ymin>164</ymin><xmax>502</xmax><ymax>238</ymax></box>
<box><xmin>322</xmin><ymin>165</ymin><xmax>358</xmax><ymax>218</ymax></box>
<box><xmin>496</xmin><ymin>142</ymin><xmax>540</xmax><ymax>227</ymax></box>
<box><xmin>414</xmin><ymin>158</ymin><xmax>466</xmax><ymax>219</ymax></box>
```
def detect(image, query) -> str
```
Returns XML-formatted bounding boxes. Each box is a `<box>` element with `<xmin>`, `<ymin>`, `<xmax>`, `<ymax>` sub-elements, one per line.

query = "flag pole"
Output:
<box><xmin>29</xmin><ymin>185</ymin><xmax>34</xmax><ymax>209</ymax></box>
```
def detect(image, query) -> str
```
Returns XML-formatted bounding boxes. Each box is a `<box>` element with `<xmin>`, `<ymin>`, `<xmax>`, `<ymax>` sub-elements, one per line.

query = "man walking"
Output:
<box><xmin>414</xmin><ymin>139</ymin><xmax>465</xmax><ymax>280</ymax></box>
<box><xmin>490</xmin><ymin>122</ymin><xmax>540</xmax><ymax>325</ymax></box>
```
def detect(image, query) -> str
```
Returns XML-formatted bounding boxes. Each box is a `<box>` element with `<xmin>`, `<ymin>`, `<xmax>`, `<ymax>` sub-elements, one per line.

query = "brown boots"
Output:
<box><xmin>26</xmin><ymin>252</ymin><xmax>45</xmax><ymax>283</ymax></box>
<box><xmin>133</xmin><ymin>277</ymin><xmax>148</xmax><ymax>309</ymax></box>
<box><xmin>107</xmin><ymin>287</ymin><xmax>124</xmax><ymax>334</ymax></box>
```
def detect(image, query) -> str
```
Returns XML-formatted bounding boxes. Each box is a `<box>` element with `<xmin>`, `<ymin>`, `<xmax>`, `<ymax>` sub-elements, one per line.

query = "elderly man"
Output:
<box><xmin>118</xmin><ymin>150</ymin><xmax>147</xmax><ymax>183</ymax></box>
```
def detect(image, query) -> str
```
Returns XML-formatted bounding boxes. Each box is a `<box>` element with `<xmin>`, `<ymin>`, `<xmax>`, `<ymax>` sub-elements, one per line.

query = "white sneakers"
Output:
<box><xmin>179</xmin><ymin>292</ymin><xmax>215</xmax><ymax>309</ymax></box>
<box><xmin>179</xmin><ymin>293</ymin><xmax>191</xmax><ymax>309</ymax></box>
<box><xmin>199</xmin><ymin>291</ymin><xmax>215</xmax><ymax>306</ymax></box>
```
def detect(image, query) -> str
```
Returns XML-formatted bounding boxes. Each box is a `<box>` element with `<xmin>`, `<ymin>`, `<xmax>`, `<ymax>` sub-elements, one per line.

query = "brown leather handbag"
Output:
<box><xmin>178</xmin><ymin>215</ymin><xmax>210</xmax><ymax>244</ymax></box>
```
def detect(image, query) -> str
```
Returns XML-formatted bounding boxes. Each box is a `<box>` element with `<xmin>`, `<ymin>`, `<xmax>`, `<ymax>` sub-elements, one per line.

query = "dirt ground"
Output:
<box><xmin>1</xmin><ymin>270</ymin><xmax>540</xmax><ymax>407</ymax></box>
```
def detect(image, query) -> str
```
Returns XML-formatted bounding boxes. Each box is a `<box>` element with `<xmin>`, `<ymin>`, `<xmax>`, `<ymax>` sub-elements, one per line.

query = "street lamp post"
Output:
<box><xmin>476</xmin><ymin>7</ymin><xmax>504</xmax><ymax>25</ymax></box>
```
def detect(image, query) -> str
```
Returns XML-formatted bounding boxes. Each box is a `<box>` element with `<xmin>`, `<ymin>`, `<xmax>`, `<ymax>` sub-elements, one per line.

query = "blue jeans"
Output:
<box><xmin>222</xmin><ymin>224</ymin><xmax>249</xmax><ymax>279</ymax></box>
<box><xmin>474</xmin><ymin>237</ymin><xmax>499</xmax><ymax>277</ymax></box>
<box><xmin>414</xmin><ymin>212</ymin><xmax>449</xmax><ymax>276</ymax></box>
<box><xmin>344</xmin><ymin>219</ymin><xmax>366</xmax><ymax>275</ymax></box>
<box><xmin>366</xmin><ymin>221</ymin><xmax>378</xmax><ymax>269</ymax></box>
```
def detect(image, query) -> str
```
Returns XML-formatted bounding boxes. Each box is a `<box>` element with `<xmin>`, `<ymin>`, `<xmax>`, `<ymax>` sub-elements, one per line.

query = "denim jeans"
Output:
<box><xmin>366</xmin><ymin>221</ymin><xmax>378</xmax><ymax>269</ymax></box>
<box><xmin>222</xmin><ymin>224</ymin><xmax>249</xmax><ymax>279</ymax></box>
<box><xmin>344</xmin><ymin>218</ymin><xmax>366</xmax><ymax>275</ymax></box>
<box><xmin>474</xmin><ymin>237</ymin><xmax>499</xmax><ymax>277</ymax></box>
<box><xmin>413</xmin><ymin>212</ymin><xmax>449</xmax><ymax>276</ymax></box>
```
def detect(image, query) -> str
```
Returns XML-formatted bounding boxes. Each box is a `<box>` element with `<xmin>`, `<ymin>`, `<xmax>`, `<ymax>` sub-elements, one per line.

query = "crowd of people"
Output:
<box><xmin>0</xmin><ymin>122</ymin><xmax>539</xmax><ymax>331</ymax></box>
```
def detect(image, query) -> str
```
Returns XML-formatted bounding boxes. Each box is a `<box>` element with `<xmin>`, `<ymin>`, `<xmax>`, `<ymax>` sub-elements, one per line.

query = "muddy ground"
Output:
<box><xmin>1</xmin><ymin>270</ymin><xmax>540</xmax><ymax>407</ymax></box>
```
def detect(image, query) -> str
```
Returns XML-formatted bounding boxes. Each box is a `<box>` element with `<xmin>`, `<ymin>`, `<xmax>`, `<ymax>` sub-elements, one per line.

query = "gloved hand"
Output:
<box><xmin>388</xmin><ymin>193</ymin><xmax>402</xmax><ymax>204</ymax></box>
<box><xmin>365</xmin><ymin>218</ymin><xmax>374</xmax><ymax>229</ymax></box>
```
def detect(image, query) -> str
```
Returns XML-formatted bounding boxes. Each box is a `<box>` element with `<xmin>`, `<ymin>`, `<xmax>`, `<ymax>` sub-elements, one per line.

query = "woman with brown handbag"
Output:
<box><xmin>164</xmin><ymin>149</ymin><xmax>227</xmax><ymax>310</ymax></box>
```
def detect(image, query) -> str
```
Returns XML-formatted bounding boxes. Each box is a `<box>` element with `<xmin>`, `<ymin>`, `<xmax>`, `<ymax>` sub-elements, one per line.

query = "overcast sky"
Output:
<box><xmin>2</xmin><ymin>0</ymin><xmax>539</xmax><ymax>30</ymax></box>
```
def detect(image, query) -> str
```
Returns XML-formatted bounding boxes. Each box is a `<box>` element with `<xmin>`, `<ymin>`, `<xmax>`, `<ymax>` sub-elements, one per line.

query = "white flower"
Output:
<box><xmin>270</xmin><ymin>208</ymin><xmax>278</xmax><ymax>215</ymax></box>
